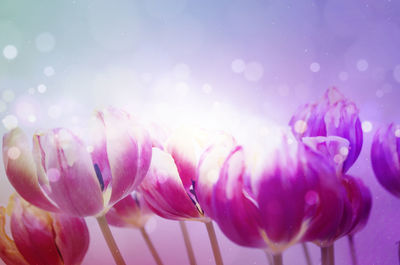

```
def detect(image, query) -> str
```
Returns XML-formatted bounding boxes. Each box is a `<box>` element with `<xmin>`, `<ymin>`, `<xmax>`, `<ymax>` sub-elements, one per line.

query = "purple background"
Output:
<box><xmin>1</xmin><ymin>0</ymin><xmax>400</xmax><ymax>264</ymax></box>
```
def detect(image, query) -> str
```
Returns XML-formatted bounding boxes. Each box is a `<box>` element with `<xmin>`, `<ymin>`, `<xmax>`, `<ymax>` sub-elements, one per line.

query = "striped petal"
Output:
<box><xmin>33</xmin><ymin>128</ymin><xmax>104</xmax><ymax>216</ymax></box>
<box><xmin>2</xmin><ymin>128</ymin><xmax>58</xmax><ymax>212</ymax></box>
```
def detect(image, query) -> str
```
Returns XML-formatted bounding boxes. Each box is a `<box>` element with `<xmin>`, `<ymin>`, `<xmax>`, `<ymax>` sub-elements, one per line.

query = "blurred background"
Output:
<box><xmin>1</xmin><ymin>0</ymin><xmax>400</xmax><ymax>264</ymax></box>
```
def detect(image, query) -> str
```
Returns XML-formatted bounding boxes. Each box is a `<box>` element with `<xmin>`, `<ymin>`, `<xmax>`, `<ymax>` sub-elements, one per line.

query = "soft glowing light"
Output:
<box><xmin>37</xmin><ymin>84</ymin><xmax>47</xmax><ymax>93</ymax></box>
<box><xmin>48</xmin><ymin>168</ymin><xmax>61</xmax><ymax>182</ymax></box>
<box><xmin>173</xmin><ymin>63</ymin><xmax>190</xmax><ymax>80</ymax></box>
<box><xmin>2</xmin><ymin>89</ymin><xmax>15</xmax><ymax>102</ymax></box>
<box><xmin>48</xmin><ymin>105</ymin><xmax>62</xmax><ymax>119</ymax></box>
<box><xmin>35</xmin><ymin>32</ymin><xmax>56</xmax><ymax>52</ymax></box>
<box><xmin>2</xmin><ymin>115</ymin><xmax>18</xmax><ymax>130</ymax></box>
<box><xmin>202</xmin><ymin>83</ymin><xmax>213</xmax><ymax>94</ymax></box>
<box><xmin>175</xmin><ymin>82</ymin><xmax>189</xmax><ymax>97</ymax></box>
<box><xmin>3</xmin><ymin>45</ymin><xmax>18</xmax><ymax>60</ymax></box>
<box><xmin>277</xmin><ymin>84</ymin><xmax>290</xmax><ymax>97</ymax></box>
<box><xmin>231</xmin><ymin>59</ymin><xmax>246</xmax><ymax>73</ymax></box>
<box><xmin>27</xmin><ymin>114</ymin><xmax>36</xmax><ymax>123</ymax></box>
<box><xmin>395</xmin><ymin>129</ymin><xmax>400</xmax><ymax>138</ymax></box>
<box><xmin>310</xmin><ymin>62</ymin><xmax>320</xmax><ymax>72</ymax></box>
<box><xmin>7</xmin><ymin>146</ymin><xmax>21</xmax><ymax>160</ymax></box>
<box><xmin>357</xmin><ymin>59</ymin><xmax>368</xmax><ymax>72</ymax></box>
<box><xmin>244</xmin><ymin>62</ymin><xmax>264</xmax><ymax>82</ymax></box>
<box><xmin>362</xmin><ymin>121</ymin><xmax>373</xmax><ymax>133</ymax></box>
<box><xmin>382</xmin><ymin>83</ymin><xmax>392</xmax><ymax>93</ymax></box>
<box><xmin>86</xmin><ymin>146</ymin><xmax>94</xmax><ymax>153</ymax></box>
<box><xmin>340</xmin><ymin>146</ymin><xmax>349</xmax><ymax>156</ymax></box>
<box><xmin>394</xmin><ymin>65</ymin><xmax>400</xmax><ymax>83</ymax></box>
<box><xmin>294</xmin><ymin>120</ymin><xmax>308</xmax><ymax>134</ymax></box>
<box><xmin>44</xmin><ymin>66</ymin><xmax>55</xmax><ymax>76</ymax></box>
<box><xmin>145</xmin><ymin>0</ymin><xmax>186</xmax><ymax>20</ymax></box>
<box><xmin>339</xmin><ymin>71</ymin><xmax>349</xmax><ymax>81</ymax></box>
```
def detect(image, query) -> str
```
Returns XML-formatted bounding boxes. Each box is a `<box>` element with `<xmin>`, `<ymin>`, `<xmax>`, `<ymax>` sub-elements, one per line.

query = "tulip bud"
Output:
<box><xmin>0</xmin><ymin>195</ymin><xmax>89</xmax><ymax>265</ymax></box>
<box><xmin>290</xmin><ymin>87</ymin><xmax>363</xmax><ymax>173</ymax></box>
<box><xmin>371</xmin><ymin>123</ymin><xmax>400</xmax><ymax>197</ymax></box>
<box><xmin>106</xmin><ymin>192</ymin><xmax>152</xmax><ymax>228</ymax></box>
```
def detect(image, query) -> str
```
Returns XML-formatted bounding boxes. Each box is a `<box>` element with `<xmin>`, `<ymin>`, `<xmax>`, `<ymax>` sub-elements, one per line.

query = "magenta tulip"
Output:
<box><xmin>371</xmin><ymin>123</ymin><xmax>400</xmax><ymax>197</ymax></box>
<box><xmin>0</xmin><ymin>195</ymin><xmax>89</xmax><ymax>265</ymax></box>
<box><xmin>209</xmin><ymin>130</ymin><xmax>345</xmax><ymax>255</ymax></box>
<box><xmin>290</xmin><ymin>87</ymin><xmax>363</xmax><ymax>173</ymax></box>
<box><xmin>2</xmin><ymin>107</ymin><xmax>152</xmax><ymax>217</ymax></box>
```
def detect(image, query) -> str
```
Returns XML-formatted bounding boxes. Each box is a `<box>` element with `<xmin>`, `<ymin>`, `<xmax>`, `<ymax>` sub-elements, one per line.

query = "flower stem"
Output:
<box><xmin>96</xmin><ymin>215</ymin><xmax>126</xmax><ymax>265</ymax></box>
<box><xmin>272</xmin><ymin>253</ymin><xmax>283</xmax><ymax>265</ymax></box>
<box><xmin>321</xmin><ymin>245</ymin><xmax>334</xmax><ymax>265</ymax></box>
<box><xmin>140</xmin><ymin>227</ymin><xmax>163</xmax><ymax>265</ymax></box>
<box><xmin>179</xmin><ymin>221</ymin><xmax>197</xmax><ymax>265</ymax></box>
<box><xmin>205</xmin><ymin>221</ymin><xmax>224</xmax><ymax>265</ymax></box>
<box><xmin>265</xmin><ymin>251</ymin><xmax>273</xmax><ymax>265</ymax></box>
<box><xmin>302</xmin><ymin>243</ymin><xmax>312</xmax><ymax>265</ymax></box>
<box><xmin>347</xmin><ymin>235</ymin><xmax>358</xmax><ymax>265</ymax></box>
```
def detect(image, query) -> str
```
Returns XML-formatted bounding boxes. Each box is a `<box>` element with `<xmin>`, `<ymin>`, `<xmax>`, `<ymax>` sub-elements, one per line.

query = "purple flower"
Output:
<box><xmin>2</xmin><ymin>107</ymin><xmax>152</xmax><ymax>217</ymax></box>
<box><xmin>209</xmin><ymin>129</ymin><xmax>345</xmax><ymax>253</ymax></box>
<box><xmin>371</xmin><ymin>123</ymin><xmax>400</xmax><ymax>197</ymax></box>
<box><xmin>289</xmin><ymin>87</ymin><xmax>363</xmax><ymax>173</ymax></box>
<box><xmin>0</xmin><ymin>195</ymin><xmax>89</xmax><ymax>265</ymax></box>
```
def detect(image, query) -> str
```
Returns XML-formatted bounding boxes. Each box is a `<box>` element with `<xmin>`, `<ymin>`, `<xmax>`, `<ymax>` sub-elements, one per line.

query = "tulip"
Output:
<box><xmin>106</xmin><ymin>192</ymin><xmax>163</xmax><ymax>265</ymax></box>
<box><xmin>139</xmin><ymin>126</ymin><xmax>233</xmax><ymax>265</ymax></box>
<box><xmin>206</xmin><ymin>129</ymin><xmax>345</xmax><ymax>265</ymax></box>
<box><xmin>302</xmin><ymin>136</ymin><xmax>372</xmax><ymax>265</ymax></box>
<box><xmin>0</xmin><ymin>195</ymin><xmax>89</xmax><ymax>265</ymax></box>
<box><xmin>289</xmin><ymin>87</ymin><xmax>363</xmax><ymax>173</ymax></box>
<box><xmin>371</xmin><ymin>123</ymin><xmax>400</xmax><ymax>197</ymax></box>
<box><xmin>2</xmin><ymin>107</ymin><xmax>152</xmax><ymax>265</ymax></box>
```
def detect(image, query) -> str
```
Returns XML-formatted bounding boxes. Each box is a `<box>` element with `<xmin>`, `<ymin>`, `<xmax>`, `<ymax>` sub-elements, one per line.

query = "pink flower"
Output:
<box><xmin>2</xmin><ymin>107</ymin><xmax>152</xmax><ymax>217</ymax></box>
<box><xmin>0</xmin><ymin>195</ymin><xmax>89</xmax><ymax>265</ymax></box>
<box><xmin>106</xmin><ymin>192</ymin><xmax>152</xmax><ymax>229</ymax></box>
<box><xmin>139</xmin><ymin>126</ymin><xmax>234</xmax><ymax>221</ymax></box>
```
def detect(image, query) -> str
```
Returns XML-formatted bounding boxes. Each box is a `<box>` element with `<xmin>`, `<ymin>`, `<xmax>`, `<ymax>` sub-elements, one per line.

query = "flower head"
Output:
<box><xmin>2</xmin><ymin>107</ymin><xmax>152</xmax><ymax>217</ymax></box>
<box><xmin>106</xmin><ymin>192</ymin><xmax>152</xmax><ymax>229</ymax></box>
<box><xmin>139</xmin><ymin>126</ymin><xmax>234</xmax><ymax>221</ymax></box>
<box><xmin>208</xmin><ymin>128</ymin><xmax>345</xmax><ymax>254</ymax></box>
<box><xmin>0</xmin><ymin>195</ymin><xmax>89</xmax><ymax>265</ymax></box>
<box><xmin>289</xmin><ymin>87</ymin><xmax>363</xmax><ymax>173</ymax></box>
<box><xmin>371</xmin><ymin>123</ymin><xmax>400</xmax><ymax>197</ymax></box>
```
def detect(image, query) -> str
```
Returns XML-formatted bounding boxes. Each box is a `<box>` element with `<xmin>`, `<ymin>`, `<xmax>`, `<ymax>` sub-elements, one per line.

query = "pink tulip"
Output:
<box><xmin>2</xmin><ymin>107</ymin><xmax>152</xmax><ymax>217</ymax></box>
<box><xmin>0</xmin><ymin>195</ymin><xmax>89</xmax><ymax>265</ymax></box>
<box><xmin>106</xmin><ymin>192</ymin><xmax>152</xmax><ymax>229</ymax></box>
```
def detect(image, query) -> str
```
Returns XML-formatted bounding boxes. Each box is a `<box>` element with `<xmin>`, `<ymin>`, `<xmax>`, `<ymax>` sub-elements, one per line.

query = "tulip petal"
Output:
<box><xmin>52</xmin><ymin>213</ymin><xmax>90</xmax><ymax>265</ymax></box>
<box><xmin>371</xmin><ymin>124</ymin><xmax>400</xmax><ymax>197</ymax></box>
<box><xmin>0</xmin><ymin>207</ymin><xmax>30</xmax><ymax>265</ymax></box>
<box><xmin>302</xmin><ymin>136</ymin><xmax>350</xmax><ymax>175</ymax></box>
<box><xmin>106</xmin><ymin>192</ymin><xmax>151</xmax><ymax>228</ymax></box>
<box><xmin>196</xmin><ymin>133</ymin><xmax>236</xmax><ymax>218</ymax></box>
<box><xmin>33</xmin><ymin>129</ymin><xmax>104</xmax><ymax>216</ymax></box>
<box><xmin>2</xmin><ymin>128</ymin><xmax>59</xmax><ymax>212</ymax></box>
<box><xmin>213</xmin><ymin>146</ymin><xmax>266</xmax><ymax>248</ymax></box>
<box><xmin>10</xmin><ymin>198</ymin><xmax>63</xmax><ymax>265</ymax></box>
<box><xmin>139</xmin><ymin>148</ymin><xmax>202</xmax><ymax>220</ymax></box>
<box><xmin>98</xmin><ymin>108</ymin><xmax>152</xmax><ymax>205</ymax></box>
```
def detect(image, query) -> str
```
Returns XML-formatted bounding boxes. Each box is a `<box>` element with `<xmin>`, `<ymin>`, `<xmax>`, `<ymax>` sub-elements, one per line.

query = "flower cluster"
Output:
<box><xmin>0</xmin><ymin>87</ymin><xmax>387</xmax><ymax>265</ymax></box>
